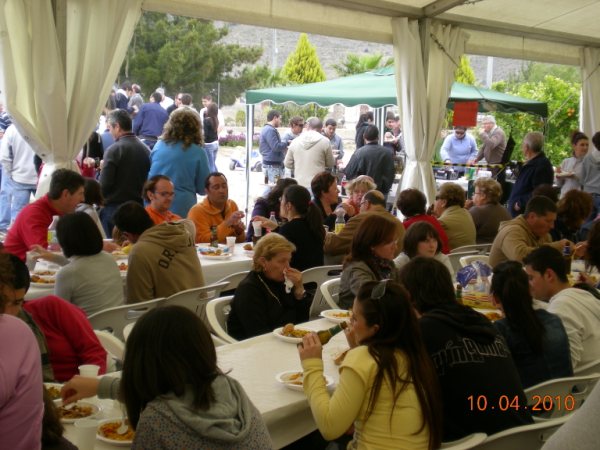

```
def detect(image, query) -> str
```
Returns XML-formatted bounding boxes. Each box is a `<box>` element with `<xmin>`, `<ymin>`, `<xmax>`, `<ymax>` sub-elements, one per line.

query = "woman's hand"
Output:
<box><xmin>298</xmin><ymin>333</ymin><xmax>323</xmax><ymax>360</ymax></box>
<box><xmin>29</xmin><ymin>245</ymin><xmax>61</xmax><ymax>263</ymax></box>
<box><xmin>574</xmin><ymin>241</ymin><xmax>588</xmax><ymax>259</ymax></box>
<box><xmin>60</xmin><ymin>375</ymin><xmax>100</xmax><ymax>404</ymax></box>
<box><xmin>252</xmin><ymin>215</ymin><xmax>278</xmax><ymax>230</ymax></box>
<box><xmin>339</xmin><ymin>202</ymin><xmax>355</xmax><ymax>216</ymax></box>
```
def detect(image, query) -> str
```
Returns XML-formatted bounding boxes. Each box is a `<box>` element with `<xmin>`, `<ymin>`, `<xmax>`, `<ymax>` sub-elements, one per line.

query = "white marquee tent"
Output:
<box><xmin>0</xmin><ymin>0</ymin><xmax>599</xmax><ymax>201</ymax></box>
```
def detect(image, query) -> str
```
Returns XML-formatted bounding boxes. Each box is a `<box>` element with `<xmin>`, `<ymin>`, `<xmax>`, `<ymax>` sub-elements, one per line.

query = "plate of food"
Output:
<box><xmin>555</xmin><ymin>171</ymin><xmax>574</xmax><ymax>178</ymax></box>
<box><xmin>272</xmin><ymin>323</ymin><xmax>313</xmax><ymax>344</ymax></box>
<box><xmin>58</xmin><ymin>401</ymin><xmax>100</xmax><ymax>423</ymax></box>
<box><xmin>474</xmin><ymin>308</ymin><xmax>503</xmax><ymax>322</ymax></box>
<box><xmin>30</xmin><ymin>273</ymin><xmax>56</xmax><ymax>286</ymax></box>
<box><xmin>197</xmin><ymin>244</ymin><xmax>232</xmax><ymax>259</ymax></box>
<box><xmin>242</xmin><ymin>243</ymin><xmax>254</xmax><ymax>256</ymax></box>
<box><xmin>117</xmin><ymin>262</ymin><xmax>128</xmax><ymax>273</ymax></box>
<box><xmin>320</xmin><ymin>309</ymin><xmax>351</xmax><ymax>324</ymax></box>
<box><xmin>275</xmin><ymin>370</ymin><xmax>334</xmax><ymax>392</ymax></box>
<box><xmin>97</xmin><ymin>418</ymin><xmax>135</xmax><ymax>446</ymax></box>
<box><xmin>44</xmin><ymin>382</ymin><xmax>63</xmax><ymax>404</ymax></box>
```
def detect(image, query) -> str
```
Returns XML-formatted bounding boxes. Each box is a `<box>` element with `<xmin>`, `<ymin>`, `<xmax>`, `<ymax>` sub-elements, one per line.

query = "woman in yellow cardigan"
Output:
<box><xmin>298</xmin><ymin>280</ymin><xmax>443</xmax><ymax>450</ymax></box>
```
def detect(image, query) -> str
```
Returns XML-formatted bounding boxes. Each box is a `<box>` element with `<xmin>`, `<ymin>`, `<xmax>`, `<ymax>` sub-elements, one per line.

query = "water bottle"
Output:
<box><xmin>47</xmin><ymin>215</ymin><xmax>61</xmax><ymax>252</ymax></box>
<box><xmin>269</xmin><ymin>211</ymin><xmax>278</xmax><ymax>228</ymax></box>
<box><xmin>334</xmin><ymin>208</ymin><xmax>346</xmax><ymax>234</ymax></box>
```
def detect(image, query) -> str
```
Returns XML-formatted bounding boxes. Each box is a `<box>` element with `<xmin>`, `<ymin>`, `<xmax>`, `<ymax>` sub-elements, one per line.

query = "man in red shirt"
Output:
<box><xmin>3</xmin><ymin>168</ymin><xmax>85</xmax><ymax>260</ymax></box>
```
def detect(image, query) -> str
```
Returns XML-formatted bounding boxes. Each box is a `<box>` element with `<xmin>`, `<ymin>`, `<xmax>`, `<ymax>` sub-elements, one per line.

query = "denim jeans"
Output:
<box><xmin>205</xmin><ymin>141</ymin><xmax>219</xmax><ymax>172</ymax></box>
<box><xmin>262</xmin><ymin>164</ymin><xmax>284</xmax><ymax>184</ymax></box>
<box><xmin>100</xmin><ymin>203</ymin><xmax>120</xmax><ymax>238</ymax></box>
<box><xmin>0</xmin><ymin>175</ymin><xmax>36</xmax><ymax>228</ymax></box>
<box><xmin>0</xmin><ymin>166</ymin><xmax>11</xmax><ymax>230</ymax></box>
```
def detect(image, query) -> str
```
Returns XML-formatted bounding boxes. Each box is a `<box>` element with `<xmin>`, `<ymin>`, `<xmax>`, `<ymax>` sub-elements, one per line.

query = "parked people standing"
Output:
<box><xmin>259</xmin><ymin>110</ymin><xmax>288</xmax><ymax>184</ymax></box>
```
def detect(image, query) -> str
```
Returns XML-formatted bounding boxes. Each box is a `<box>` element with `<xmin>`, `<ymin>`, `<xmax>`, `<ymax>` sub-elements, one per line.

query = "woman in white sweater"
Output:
<box><xmin>55</xmin><ymin>212</ymin><xmax>123</xmax><ymax>315</ymax></box>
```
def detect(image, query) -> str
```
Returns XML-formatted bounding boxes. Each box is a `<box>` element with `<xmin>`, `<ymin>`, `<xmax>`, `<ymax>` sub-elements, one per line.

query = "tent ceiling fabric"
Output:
<box><xmin>245</xmin><ymin>70</ymin><xmax>549</xmax><ymax>117</ymax></box>
<box><xmin>144</xmin><ymin>0</ymin><xmax>600</xmax><ymax>65</ymax></box>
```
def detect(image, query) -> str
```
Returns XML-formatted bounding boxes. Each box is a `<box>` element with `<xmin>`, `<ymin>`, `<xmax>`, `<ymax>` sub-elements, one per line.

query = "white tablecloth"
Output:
<box><xmin>62</xmin><ymin>318</ymin><xmax>346</xmax><ymax>449</ymax></box>
<box><xmin>25</xmin><ymin>245</ymin><xmax>253</xmax><ymax>300</ymax></box>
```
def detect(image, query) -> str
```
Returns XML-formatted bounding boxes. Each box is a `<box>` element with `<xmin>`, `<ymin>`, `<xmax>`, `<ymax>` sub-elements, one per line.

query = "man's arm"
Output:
<box><xmin>126</xmin><ymin>251</ymin><xmax>155</xmax><ymax>303</ymax></box>
<box><xmin>99</xmin><ymin>148</ymin><xmax>117</xmax><ymax>198</ymax></box>
<box><xmin>265</xmin><ymin>127</ymin><xmax>287</xmax><ymax>157</ymax></box>
<box><xmin>284</xmin><ymin>145</ymin><xmax>294</xmax><ymax>170</ymax></box>
<box><xmin>547</xmin><ymin>300</ymin><xmax>585</xmax><ymax>368</ymax></box>
<box><xmin>343</xmin><ymin>152</ymin><xmax>360</xmax><ymax>179</ymax></box>
<box><xmin>324</xmin><ymin>144</ymin><xmax>335</xmax><ymax>170</ymax></box>
<box><xmin>132</xmin><ymin>107</ymin><xmax>144</xmax><ymax>135</ymax></box>
<box><xmin>468</xmin><ymin>135</ymin><xmax>478</xmax><ymax>160</ymax></box>
<box><xmin>440</xmin><ymin>135</ymin><xmax>452</xmax><ymax>162</ymax></box>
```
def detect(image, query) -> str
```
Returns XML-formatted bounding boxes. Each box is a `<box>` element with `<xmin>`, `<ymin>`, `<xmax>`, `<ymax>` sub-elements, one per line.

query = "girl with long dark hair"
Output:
<box><xmin>491</xmin><ymin>261</ymin><xmax>573</xmax><ymax>387</ymax></box>
<box><xmin>247</xmin><ymin>177</ymin><xmax>298</xmax><ymax>240</ymax></box>
<box><xmin>298</xmin><ymin>280</ymin><xmax>443</xmax><ymax>450</ymax></box>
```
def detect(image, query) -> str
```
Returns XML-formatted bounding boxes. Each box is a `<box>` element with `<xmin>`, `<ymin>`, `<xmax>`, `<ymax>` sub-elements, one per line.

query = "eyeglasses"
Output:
<box><xmin>155</xmin><ymin>191</ymin><xmax>175</xmax><ymax>197</ymax></box>
<box><xmin>371</xmin><ymin>279</ymin><xmax>390</xmax><ymax>300</ymax></box>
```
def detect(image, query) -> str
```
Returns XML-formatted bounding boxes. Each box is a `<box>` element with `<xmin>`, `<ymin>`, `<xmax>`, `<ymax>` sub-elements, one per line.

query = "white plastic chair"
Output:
<box><xmin>440</xmin><ymin>433</ymin><xmax>487</xmax><ymax>449</ymax></box>
<box><xmin>472</xmin><ymin>415</ymin><xmax>570</xmax><ymax>450</ymax></box>
<box><xmin>88</xmin><ymin>297</ymin><xmax>166</xmax><ymax>340</ymax></box>
<box><xmin>451</xmin><ymin>244</ymin><xmax>492</xmax><ymax>254</ymax></box>
<box><xmin>319</xmin><ymin>278</ymin><xmax>341</xmax><ymax>309</ymax></box>
<box><xmin>302</xmin><ymin>265</ymin><xmax>343</xmax><ymax>319</ymax></box>
<box><xmin>206</xmin><ymin>295</ymin><xmax>237</xmax><ymax>344</ymax></box>
<box><xmin>459</xmin><ymin>254</ymin><xmax>490</xmax><ymax>268</ymax></box>
<box><xmin>574</xmin><ymin>358</ymin><xmax>600</xmax><ymax>376</ymax></box>
<box><xmin>524</xmin><ymin>373</ymin><xmax>600</xmax><ymax>418</ymax></box>
<box><xmin>448</xmin><ymin>251</ymin><xmax>479</xmax><ymax>274</ymax></box>
<box><xmin>164</xmin><ymin>282</ymin><xmax>229</xmax><ymax>327</ymax></box>
<box><xmin>215</xmin><ymin>271</ymin><xmax>249</xmax><ymax>292</ymax></box>
<box><xmin>94</xmin><ymin>330</ymin><xmax>125</xmax><ymax>372</ymax></box>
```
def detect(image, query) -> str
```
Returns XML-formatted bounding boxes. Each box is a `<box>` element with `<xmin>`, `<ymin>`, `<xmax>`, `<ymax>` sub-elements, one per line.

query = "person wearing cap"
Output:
<box><xmin>440</xmin><ymin>126</ymin><xmax>477</xmax><ymax>174</ymax></box>
<box><xmin>471</xmin><ymin>115</ymin><xmax>507</xmax><ymax>168</ymax></box>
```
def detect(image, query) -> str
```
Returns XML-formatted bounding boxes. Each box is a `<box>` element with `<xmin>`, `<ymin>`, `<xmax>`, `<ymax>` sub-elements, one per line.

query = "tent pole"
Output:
<box><xmin>245</xmin><ymin>103</ymin><xmax>254</xmax><ymax>227</ymax></box>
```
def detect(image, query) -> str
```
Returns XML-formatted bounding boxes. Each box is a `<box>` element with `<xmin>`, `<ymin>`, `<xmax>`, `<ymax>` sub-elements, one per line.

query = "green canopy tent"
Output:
<box><xmin>246</xmin><ymin>67</ymin><xmax>548</xmax><ymax>117</ymax></box>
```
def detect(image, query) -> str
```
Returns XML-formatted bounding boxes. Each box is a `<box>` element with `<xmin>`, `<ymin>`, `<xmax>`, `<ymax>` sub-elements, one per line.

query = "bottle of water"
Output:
<box><xmin>268</xmin><ymin>211</ymin><xmax>278</xmax><ymax>229</ymax></box>
<box><xmin>47</xmin><ymin>215</ymin><xmax>61</xmax><ymax>252</ymax></box>
<box><xmin>334</xmin><ymin>208</ymin><xmax>346</xmax><ymax>234</ymax></box>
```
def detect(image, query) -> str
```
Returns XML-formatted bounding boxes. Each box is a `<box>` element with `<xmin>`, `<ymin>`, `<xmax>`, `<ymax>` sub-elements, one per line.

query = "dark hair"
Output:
<box><xmin>571</xmin><ymin>130</ymin><xmax>588</xmax><ymax>147</ymax></box>
<box><xmin>56</xmin><ymin>212</ymin><xmax>103</xmax><ymax>258</ymax></box>
<box><xmin>282</xmin><ymin>185</ymin><xmax>325</xmax><ymax>243</ymax></box>
<box><xmin>356</xmin><ymin>112</ymin><xmax>374</xmax><ymax>128</ymax></box>
<box><xmin>107</xmin><ymin>109</ymin><xmax>132</xmax><ymax>132</ymax></box>
<box><xmin>324</xmin><ymin>118</ymin><xmax>336</xmax><ymax>127</ymax></box>
<box><xmin>47</xmin><ymin>169</ymin><xmax>85</xmax><ymax>200</ymax></box>
<box><xmin>397</xmin><ymin>189</ymin><xmax>427</xmax><ymax>217</ymax></box>
<box><xmin>557</xmin><ymin>190</ymin><xmax>593</xmax><ymax>230</ymax></box>
<box><xmin>180</xmin><ymin>93</ymin><xmax>193</xmax><ymax>106</ymax></box>
<box><xmin>202</xmin><ymin>94</ymin><xmax>213</xmax><ymax>101</ymax></box>
<box><xmin>207</xmin><ymin>103</ymin><xmax>219</xmax><ymax>131</ymax></box>
<box><xmin>0</xmin><ymin>253</ymin><xmax>16</xmax><ymax>312</ymax></box>
<box><xmin>310</xmin><ymin>171</ymin><xmax>337</xmax><ymax>200</ymax></box>
<box><xmin>42</xmin><ymin>387</ymin><xmax>66</xmax><ymax>446</ymax></box>
<box><xmin>593</xmin><ymin>131</ymin><xmax>600</xmax><ymax>152</ymax></box>
<box><xmin>363</xmin><ymin>125</ymin><xmax>379</xmax><ymax>142</ymax></box>
<box><xmin>121</xmin><ymin>306</ymin><xmax>220</xmax><ymax>428</ymax></box>
<box><xmin>531</xmin><ymin>184</ymin><xmax>558</xmax><ymax>204</ymax></box>
<box><xmin>120</xmin><ymin>81</ymin><xmax>132</xmax><ymax>91</ymax></box>
<box><xmin>347</xmin><ymin>214</ymin><xmax>398</xmax><ymax>274</ymax></box>
<box><xmin>7</xmin><ymin>253</ymin><xmax>30</xmax><ymax>292</ymax></box>
<box><xmin>267</xmin><ymin>110</ymin><xmax>281</xmax><ymax>121</ymax></box>
<box><xmin>587</xmin><ymin>221</ymin><xmax>600</xmax><ymax>271</ymax></box>
<box><xmin>362</xmin><ymin>190</ymin><xmax>386</xmax><ymax>207</ymax></box>
<box><xmin>151</xmin><ymin>91</ymin><xmax>163</xmax><ymax>103</ymax></box>
<box><xmin>404</xmin><ymin>222</ymin><xmax>442</xmax><ymax>258</ymax></box>
<box><xmin>491</xmin><ymin>261</ymin><xmax>545</xmax><ymax>353</ymax></box>
<box><xmin>204</xmin><ymin>172</ymin><xmax>227</xmax><ymax>190</ymax></box>
<box><xmin>399</xmin><ymin>257</ymin><xmax>456</xmax><ymax>313</ymax></box>
<box><xmin>356</xmin><ymin>281</ymin><xmax>442</xmax><ymax>450</ymax></box>
<box><xmin>523</xmin><ymin>246</ymin><xmax>568</xmax><ymax>283</ymax></box>
<box><xmin>83</xmin><ymin>178</ymin><xmax>103</xmax><ymax>206</ymax></box>
<box><xmin>260</xmin><ymin>178</ymin><xmax>298</xmax><ymax>215</ymax></box>
<box><xmin>289</xmin><ymin>116</ymin><xmax>304</xmax><ymax>127</ymax></box>
<box><xmin>113</xmin><ymin>201</ymin><xmax>154</xmax><ymax>236</ymax></box>
<box><xmin>143</xmin><ymin>175</ymin><xmax>172</xmax><ymax>202</ymax></box>
<box><xmin>524</xmin><ymin>195</ymin><xmax>558</xmax><ymax>216</ymax></box>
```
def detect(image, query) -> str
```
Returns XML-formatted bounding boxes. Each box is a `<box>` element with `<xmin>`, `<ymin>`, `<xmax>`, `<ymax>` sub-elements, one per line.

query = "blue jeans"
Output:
<box><xmin>0</xmin><ymin>166</ymin><xmax>11</xmax><ymax>230</ymax></box>
<box><xmin>100</xmin><ymin>203</ymin><xmax>120</xmax><ymax>238</ymax></box>
<box><xmin>205</xmin><ymin>142</ymin><xmax>219</xmax><ymax>172</ymax></box>
<box><xmin>262</xmin><ymin>164</ymin><xmax>284</xmax><ymax>184</ymax></box>
<box><xmin>0</xmin><ymin>175</ymin><xmax>36</xmax><ymax>227</ymax></box>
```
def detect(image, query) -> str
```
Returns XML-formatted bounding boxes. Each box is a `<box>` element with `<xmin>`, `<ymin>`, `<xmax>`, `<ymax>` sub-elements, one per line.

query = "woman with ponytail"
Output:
<box><xmin>491</xmin><ymin>261</ymin><xmax>573</xmax><ymax>388</ymax></box>
<box><xmin>252</xmin><ymin>184</ymin><xmax>324</xmax><ymax>271</ymax></box>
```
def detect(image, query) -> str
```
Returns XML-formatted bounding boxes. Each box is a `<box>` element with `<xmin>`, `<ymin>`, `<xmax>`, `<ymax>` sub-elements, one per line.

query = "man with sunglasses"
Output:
<box><xmin>440</xmin><ymin>126</ymin><xmax>477</xmax><ymax>174</ymax></box>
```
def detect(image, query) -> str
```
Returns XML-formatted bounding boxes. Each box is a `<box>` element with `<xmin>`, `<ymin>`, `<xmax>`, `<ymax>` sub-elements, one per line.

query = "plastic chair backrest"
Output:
<box><xmin>206</xmin><ymin>295</ymin><xmax>237</xmax><ymax>344</ymax></box>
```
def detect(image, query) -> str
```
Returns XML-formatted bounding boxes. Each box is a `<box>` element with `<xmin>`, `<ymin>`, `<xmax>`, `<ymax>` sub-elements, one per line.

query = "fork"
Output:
<box><xmin>117</xmin><ymin>403</ymin><xmax>129</xmax><ymax>435</ymax></box>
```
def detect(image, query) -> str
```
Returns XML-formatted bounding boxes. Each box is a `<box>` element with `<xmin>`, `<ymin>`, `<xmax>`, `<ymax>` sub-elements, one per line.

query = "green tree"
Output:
<box><xmin>454</xmin><ymin>55</ymin><xmax>477</xmax><ymax>85</ymax></box>
<box><xmin>120</xmin><ymin>12</ymin><xmax>266</xmax><ymax>105</ymax></box>
<box><xmin>492</xmin><ymin>75</ymin><xmax>580</xmax><ymax>164</ymax></box>
<box><xmin>332</xmin><ymin>53</ymin><xmax>393</xmax><ymax>77</ymax></box>
<box><xmin>281</xmin><ymin>34</ymin><xmax>326</xmax><ymax>84</ymax></box>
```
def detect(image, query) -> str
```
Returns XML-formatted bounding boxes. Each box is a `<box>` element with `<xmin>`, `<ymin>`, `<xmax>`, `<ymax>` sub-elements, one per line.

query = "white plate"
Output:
<box><xmin>272</xmin><ymin>326</ymin><xmax>313</xmax><ymax>344</ymax></box>
<box><xmin>243</xmin><ymin>249</ymin><xmax>254</xmax><ymax>256</ymax></box>
<box><xmin>320</xmin><ymin>309</ymin><xmax>352</xmax><ymax>324</ymax></box>
<box><xmin>199</xmin><ymin>252</ymin><xmax>232</xmax><ymax>260</ymax></box>
<box><xmin>30</xmin><ymin>280</ymin><xmax>55</xmax><ymax>287</ymax></box>
<box><xmin>44</xmin><ymin>382</ymin><xmax>63</xmax><ymax>405</ymax></box>
<box><xmin>275</xmin><ymin>370</ymin><xmax>334</xmax><ymax>392</ymax></box>
<box><xmin>96</xmin><ymin>418</ymin><xmax>134</xmax><ymax>446</ymax></box>
<box><xmin>197</xmin><ymin>244</ymin><xmax>232</xmax><ymax>259</ymax></box>
<box><xmin>58</xmin><ymin>401</ymin><xmax>100</xmax><ymax>423</ymax></box>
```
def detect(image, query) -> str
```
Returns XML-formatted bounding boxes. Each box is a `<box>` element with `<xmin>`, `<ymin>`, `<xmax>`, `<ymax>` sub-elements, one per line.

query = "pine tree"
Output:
<box><xmin>454</xmin><ymin>55</ymin><xmax>477</xmax><ymax>85</ymax></box>
<box><xmin>281</xmin><ymin>34</ymin><xmax>326</xmax><ymax>84</ymax></box>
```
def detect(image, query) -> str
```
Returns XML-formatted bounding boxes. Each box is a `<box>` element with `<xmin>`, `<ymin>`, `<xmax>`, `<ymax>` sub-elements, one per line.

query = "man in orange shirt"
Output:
<box><xmin>143</xmin><ymin>175</ymin><xmax>181</xmax><ymax>225</ymax></box>
<box><xmin>187</xmin><ymin>172</ymin><xmax>245</xmax><ymax>243</ymax></box>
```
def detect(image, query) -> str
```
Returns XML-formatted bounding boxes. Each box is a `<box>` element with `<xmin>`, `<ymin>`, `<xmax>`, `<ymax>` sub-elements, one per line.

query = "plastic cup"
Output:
<box><xmin>25</xmin><ymin>251</ymin><xmax>38</xmax><ymax>272</ymax></box>
<box><xmin>78</xmin><ymin>364</ymin><xmax>100</xmax><ymax>377</ymax></box>
<box><xmin>74</xmin><ymin>418</ymin><xmax>98</xmax><ymax>449</ymax></box>
<box><xmin>252</xmin><ymin>221</ymin><xmax>262</xmax><ymax>237</ymax></box>
<box><xmin>226</xmin><ymin>236</ymin><xmax>236</xmax><ymax>252</ymax></box>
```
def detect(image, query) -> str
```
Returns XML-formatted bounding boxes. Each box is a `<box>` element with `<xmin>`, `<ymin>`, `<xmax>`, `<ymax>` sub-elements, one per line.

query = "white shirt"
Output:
<box><xmin>548</xmin><ymin>287</ymin><xmax>600</xmax><ymax>369</ymax></box>
<box><xmin>0</xmin><ymin>124</ymin><xmax>38</xmax><ymax>185</ymax></box>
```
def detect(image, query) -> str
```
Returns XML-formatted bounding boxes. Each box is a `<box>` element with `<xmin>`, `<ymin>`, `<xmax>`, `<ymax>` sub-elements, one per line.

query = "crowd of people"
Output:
<box><xmin>2</xmin><ymin>90</ymin><xmax>600</xmax><ymax>449</ymax></box>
